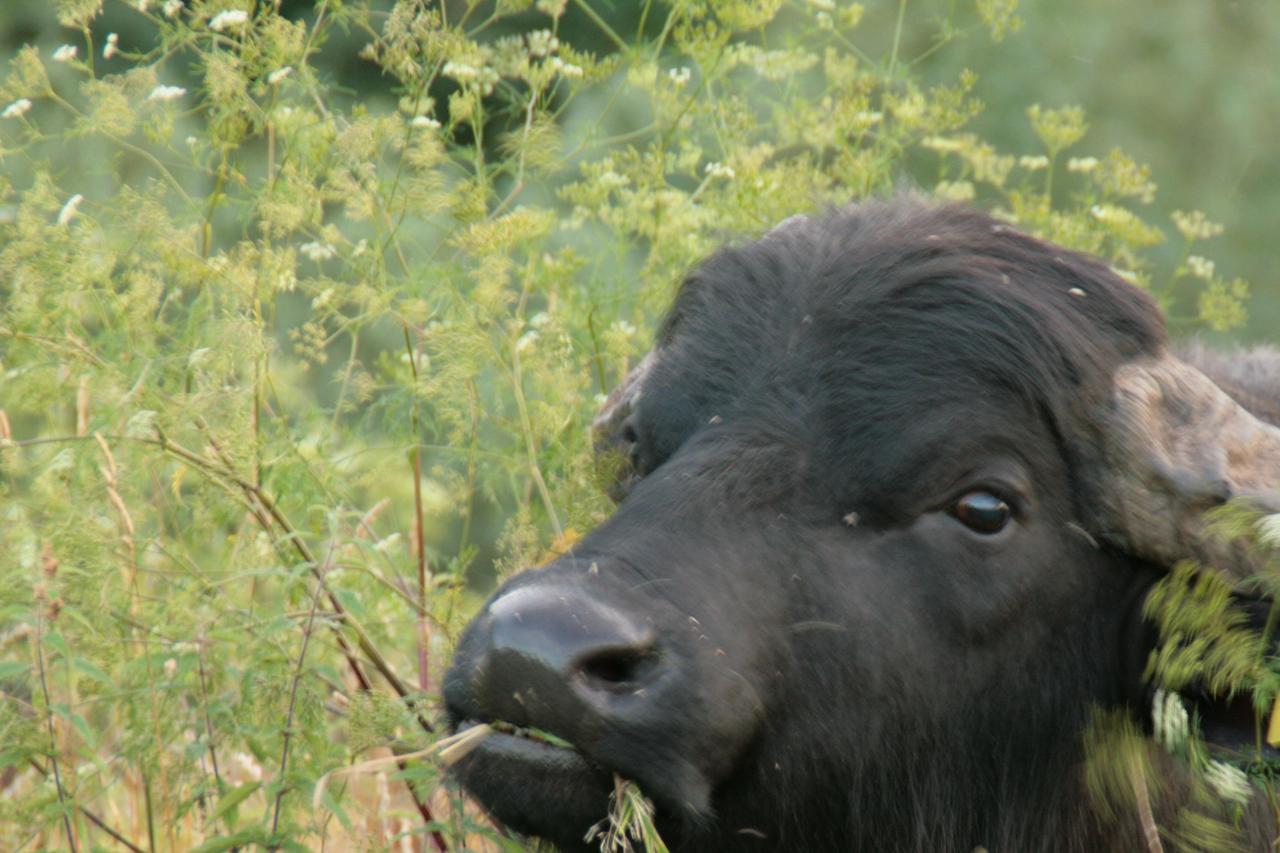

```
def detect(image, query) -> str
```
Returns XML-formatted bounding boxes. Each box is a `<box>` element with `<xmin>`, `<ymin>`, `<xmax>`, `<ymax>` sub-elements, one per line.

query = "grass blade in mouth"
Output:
<box><xmin>488</xmin><ymin>720</ymin><xmax>577</xmax><ymax>750</ymax></box>
<box><xmin>436</xmin><ymin>722</ymin><xmax>497</xmax><ymax>765</ymax></box>
<box><xmin>436</xmin><ymin>720</ymin><xmax>576</xmax><ymax>766</ymax></box>
<box><xmin>313</xmin><ymin>723</ymin><xmax>495</xmax><ymax>810</ymax></box>
<box><xmin>585</xmin><ymin>775</ymin><xmax>670</xmax><ymax>853</ymax></box>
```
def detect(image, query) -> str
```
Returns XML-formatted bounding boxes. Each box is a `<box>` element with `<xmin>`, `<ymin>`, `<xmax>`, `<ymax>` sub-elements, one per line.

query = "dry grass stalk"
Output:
<box><xmin>435</xmin><ymin>723</ymin><xmax>495</xmax><ymax>766</ymax></box>
<box><xmin>94</xmin><ymin>434</ymin><xmax>139</xmax><ymax>622</ymax></box>
<box><xmin>312</xmin><ymin>724</ymin><xmax>494</xmax><ymax>812</ymax></box>
<box><xmin>1131</xmin><ymin>761</ymin><xmax>1165</xmax><ymax>853</ymax></box>
<box><xmin>586</xmin><ymin>775</ymin><xmax>670</xmax><ymax>853</ymax></box>
<box><xmin>76</xmin><ymin>376</ymin><xmax>89</xmax><ymax>436</ymax></box>
<box><xmin>355</xmin><ymin>498</ymin><xmax>393</xmax><ymax>539</ymax></box>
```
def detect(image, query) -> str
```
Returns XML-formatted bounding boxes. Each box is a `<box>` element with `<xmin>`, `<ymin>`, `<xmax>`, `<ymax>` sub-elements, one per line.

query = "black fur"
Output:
<box><xmin>444</xmin><ymin>199</ymin><xmax>1275</xmax><ymax>851</ymax></box>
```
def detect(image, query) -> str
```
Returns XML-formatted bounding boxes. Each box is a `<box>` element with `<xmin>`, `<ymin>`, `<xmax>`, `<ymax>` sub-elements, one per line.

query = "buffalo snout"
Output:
<box><xmin>443</xmin><ymin>555</ymin><xmax>757</xmax><ymax>847</ymax></box>
<box><xmin>454</xmin><ymin>582</ymin><xmax>670</xmax><ymax>732</ymax></box>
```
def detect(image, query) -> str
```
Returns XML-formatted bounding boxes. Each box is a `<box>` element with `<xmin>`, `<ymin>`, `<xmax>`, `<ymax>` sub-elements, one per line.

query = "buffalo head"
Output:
<box><xmin>443</xmin><ymin>200</ymin><xmax>1280</xmax><ymax>851</ymax></box>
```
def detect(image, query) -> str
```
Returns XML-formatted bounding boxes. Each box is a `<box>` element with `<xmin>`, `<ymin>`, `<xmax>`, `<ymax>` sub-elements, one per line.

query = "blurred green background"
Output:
<box><xmin>911</xmin><ymin>0</ymin><xmax>1280</xmax><ymax>342</ymax></box>
<box><xmin>3</xmin><ymin>0</ymin><xmax>1275</xmax><ymax>342</ymax></box>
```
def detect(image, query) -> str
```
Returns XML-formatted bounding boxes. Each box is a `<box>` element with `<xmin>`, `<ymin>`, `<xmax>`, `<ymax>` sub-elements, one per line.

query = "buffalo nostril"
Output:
<box><xmin>575</xmin><ymin>645</ymin><xmax>662</xmax><ymax>693</ymax></box>
<box><xmin>473</xmin><ymin>585</ymin><xmax>670</xmax><ymax>725</ymax></box>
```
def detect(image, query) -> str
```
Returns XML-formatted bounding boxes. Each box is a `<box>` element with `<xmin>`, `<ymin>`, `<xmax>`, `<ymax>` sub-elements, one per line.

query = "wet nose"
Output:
<box><xmin>463</xmin><ymin>584</ymin><xmax>667</xmax><ymax>729</ymax></box>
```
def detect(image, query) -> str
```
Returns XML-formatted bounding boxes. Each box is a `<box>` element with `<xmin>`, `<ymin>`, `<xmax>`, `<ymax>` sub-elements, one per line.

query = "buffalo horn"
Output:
<box><xmin>1100</xmin><ymin>353</ymin><xmax>1280</xmax><ymax>577</ymax></box>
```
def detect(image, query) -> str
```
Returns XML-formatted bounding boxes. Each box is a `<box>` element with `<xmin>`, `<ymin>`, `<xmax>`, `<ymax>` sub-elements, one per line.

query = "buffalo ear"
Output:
<box><xmin>589</xmin><ymin>212</ymin><xmax>813</xmax><ymax>504</ymax></box>
<box><xmin>1098</xmin><ymin>353</ymin><xmax>1280</xmax><ymax>580</ymax></box>
<box><xmin>592</xmin><ymin>351</ymin><xmax>657</xmax><ymax>502</ymax></box>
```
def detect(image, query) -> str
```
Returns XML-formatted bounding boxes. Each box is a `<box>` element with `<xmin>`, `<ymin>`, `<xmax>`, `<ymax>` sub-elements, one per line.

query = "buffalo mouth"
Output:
<box><xmin>448</xmin><ymin>719</ymin><xmax>615</xmax><ymax>850</ymax></box>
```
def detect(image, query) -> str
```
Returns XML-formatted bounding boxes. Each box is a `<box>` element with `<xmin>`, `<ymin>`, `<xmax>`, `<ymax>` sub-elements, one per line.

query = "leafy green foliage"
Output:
<box><xmin>1127</xmin><ymin>506</ymin><xmax>1280</xmax><ymax>845</ymax></box>
<box><xmin>1145</xmin><ymin>561</ymin><xmax>1267</xmax><ymax>698</ymax></box>
<box><xmin>0</xmin><ymin>0</ymin><xmax>1261</xmax><ymax>849</ymax></box>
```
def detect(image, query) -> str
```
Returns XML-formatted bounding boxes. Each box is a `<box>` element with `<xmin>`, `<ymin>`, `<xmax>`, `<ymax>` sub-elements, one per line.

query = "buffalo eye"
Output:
<box><xmin>951</xmin><ymin>491</ymin><xmax>1012</xmax><ymax>534</ymax></box>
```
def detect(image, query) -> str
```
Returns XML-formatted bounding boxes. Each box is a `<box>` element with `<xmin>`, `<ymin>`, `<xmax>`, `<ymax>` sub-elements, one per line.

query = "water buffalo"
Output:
<box><xmin>443</xmin><ymin>199</ymin><xmax>1280</xmax><ymax>851</ymax></box>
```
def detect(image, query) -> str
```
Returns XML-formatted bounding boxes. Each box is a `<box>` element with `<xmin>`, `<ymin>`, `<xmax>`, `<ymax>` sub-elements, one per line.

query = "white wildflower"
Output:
<box><xmin>922</xmin><ymin>135</ymin><xmax>966</xmax><ymax>154</ymax></box>
<box><xmin>668</xmin><ymin>66</ymin><xmax>692</xmax><ymax>87</ymax></box>
<box><xmin>1204</xmin><ymin>760</ymin><xmax>1251</xmax><ymax>806</ymax></box>
<box><xmin>299</xmin><ymin>241</ymin><xmax>336</xmax><ymax>262</ymax></box>
<box><xmin>163</xmin><ymin>658</ymin><xmax>177</xmax><ymax>678</ymax></box>
<box><xmin>853</xmin><ymin>110</ymin><xmax>883</xmax><ymax>125</ymax></box>
<box><xmin>103</xmin><ymin>33</ymin><xmax>119</xmax><ymax>60</ymax></box>
<box><xmin>53</xmin><ymin>45</ymin><xmax>78</xmax><ymax>63</ymax></box>
<box><xmin>1172</xmin><ymin>209</ymin><xmax>1225</xmax><ymax>242</ymax></box>
<box><xmin>209</xmin><ymin>9</ymin><xmax>249</xmax><ymax>32</ymax></box>
<box><xmin>162</xmin><ymin>0</ymin><xmax>182</xmax><ymax>17</ymax></box>
<box><xmin>442</xmin><ymin>61</ymin><xmax>479</xmax><ymax>81</ymax></box>
<box><xmin>1185</xmin><ymin>255</ymin><xmax>1216</xmax><ymax>281</ymax></box>
<box><xmin>535</xmin><ymin>0</ymin><xmax>567</xmax><ymax>16</ymax></box>
<box><xmin>1018</xmin><ymin>155</ymin><xmax>1049</xmax><ymax>170</ymax></box>
<box><xmin>397</xmin><ymin>349</ymin><xmax>426</xmax><ymax>368</ymax></box>
<box><xmin>1152</xmin><ymin>689</ymin><xmax>1189</xmax><ymax>750</ymax></box>
<box><xmin>125</xmin><ymin>410</ymin><xmax>158</xmax><ymax>438</ymax></box>
<box><xmin>549</xmin><ymin>57</ymin><xmax>583</xmax><ymax>78</ymax></box>
<box><xmin>2</xmin><ymin>98</ymin><xmax>32</xmax><ymax>119</ymax></box>
<box><xmin>442</xmin><ymin>61</ymin><xmax>498</xmax><ymax>93</ymax></box>
<box><xmin>526</xmin><ymin>29</ymin><xmax>559</xmax><ymax>57</ymax></box>
<box><xmin>411</xmin><ymin>114</ymin><xmax>441</xmax><ymax>129</ymax></box>
<box><xmin>147</xmin><ymin>84</ymin><xmax>187</xmax><ymax>102</ymax></box>
<box><xmin>732</xmin><ymin>43</ymin><xmax>819</xmax><ymax>79</ymax></box>
<box><xmin>135</xmin><ymin>0</ymin><xmax>150</xmax><ymax>10</ymax></box>
<box><xmin>267</xmin><ymin>65</ymin><xmax>292</xmax><ymax>85</ymax></box>
<box><xmin>1257</xmin><ymin>513</ymin><xmax>1280</xmax><ymax>549</ymax></box>
<box><xmin>1067</xmin><ymin>156</ymin><xmax>1099</xmax><ymax>173</ymax></box>
<box><xmin>705</xmin><ymin>161</ymin><xmax>735</xmax><ymax>180</ymax></box>
<box><xmin>610</xmin><ymin>319</ymin><xmax>637</xmax><ymax>337</ymax></box>
<box><xmin>373</xmin><ymin>533</ymin><xmax>402</xmax><ymax>554</ymax></box>
<box><xmin>529</xmin><ymin>311</ymin><xmax>551</xmax><ymax>328</ymax></box>
<box><xmin>1090</xmin><ymin>204</ymin><xmax>1134</xmax><ymax>225</ymax></box>
<box><xmin>232</xmin><ymin>752</ymin><xmax>263</xmax><ymax>782</ymax></box>
<box><xmin>598</xmin><ymin>170</ymin><xmax>628</xmax><ymax>189</ymax></box>
<box><xmin>57</xmin><ymin>194</ymin><xmax>84</xmax><ymax>226</ymax></box>
<box><xmin>516</xmin><ymin>330</ymin><xmax>540</xmax><ymax>353</ymax></box>
<box><xmin>185</xmin><ymin>135</ymin><xmax>198</xmax><ymax>146</ymax></box>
